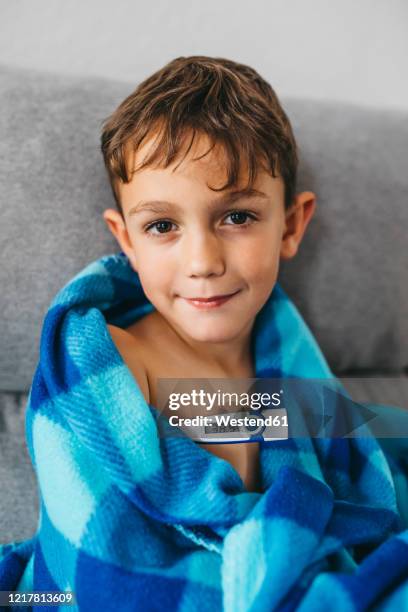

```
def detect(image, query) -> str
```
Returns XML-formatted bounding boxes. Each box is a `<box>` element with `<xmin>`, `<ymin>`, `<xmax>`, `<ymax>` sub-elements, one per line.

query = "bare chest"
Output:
<box><xmin>126</xmin><ymin>314</ymin><xmax>262</xmax><ymax>493</ymax></box>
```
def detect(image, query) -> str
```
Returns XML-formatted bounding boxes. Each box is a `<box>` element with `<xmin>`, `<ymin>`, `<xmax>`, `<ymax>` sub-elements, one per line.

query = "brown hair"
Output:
<box><xmin>100</xmin><ymin>55</ymin><xmax>298</xmax><ymax>217</ymax></box>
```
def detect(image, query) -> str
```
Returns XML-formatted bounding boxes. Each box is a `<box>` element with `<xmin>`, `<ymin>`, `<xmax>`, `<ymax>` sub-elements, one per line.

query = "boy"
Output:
<box><xmin>101</xmin><ymin>55</ymin><xmax>315</xmax><ymax>492</ymax></box>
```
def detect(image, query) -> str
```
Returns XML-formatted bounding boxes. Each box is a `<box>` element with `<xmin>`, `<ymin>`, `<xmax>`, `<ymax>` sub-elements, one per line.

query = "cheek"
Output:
<box><xmin>132</xmin><ymin>242</ymin><xmax>164</xmax><ymax>277</ymax></box>
<box><xmin>138</xmin><ymin>266</ymin><xmax>167</xmax><ymax>290</ymax></box>
<box><xmin>134</xmin><ymin>252</ymin><xmax>174</xmax><ymax>299</ymax></box>
<box><xmin>238</xmin><ymin>233</ymin><xmax>282</xmax><ymax>281</ymax></box>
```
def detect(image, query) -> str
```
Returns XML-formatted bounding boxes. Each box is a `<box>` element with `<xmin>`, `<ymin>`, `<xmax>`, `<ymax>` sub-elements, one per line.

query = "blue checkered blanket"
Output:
<box><xmin>1</xmin><ymin>252</ymin><xmax>408</xmax><ymax>611</ymax></box>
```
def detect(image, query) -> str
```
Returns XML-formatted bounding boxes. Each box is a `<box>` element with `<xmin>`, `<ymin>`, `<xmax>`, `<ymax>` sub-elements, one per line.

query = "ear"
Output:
<box><xmin>103</xmin><ymin>208</ymin><xmax>138</xmax><ymax>272</ymax></box>
<box><xmin>280</xmin><ymin>191</ymin><xmax>316</xmax><ymax>260</ymax></box>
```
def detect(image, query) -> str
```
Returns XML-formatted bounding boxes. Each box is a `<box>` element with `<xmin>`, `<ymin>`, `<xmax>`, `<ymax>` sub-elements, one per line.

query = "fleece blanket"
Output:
<box><xmin>1</xmin><ymin>251</ymin><xmax>408</xmax><ymax>612</ymax></box>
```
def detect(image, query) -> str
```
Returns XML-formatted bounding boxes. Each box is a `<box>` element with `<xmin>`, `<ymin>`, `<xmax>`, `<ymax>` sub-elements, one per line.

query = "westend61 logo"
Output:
<box><xmin>155</xmin><ymin>377</ymin><xmax>408</xmax><ymax>443</ymax></box>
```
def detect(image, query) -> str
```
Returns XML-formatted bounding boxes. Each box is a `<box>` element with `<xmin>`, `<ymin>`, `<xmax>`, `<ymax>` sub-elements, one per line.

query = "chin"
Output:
<box><xmin>182</xmin><ymin>322</ymin><xmax>240</xmax><ymax>343</ymax></box>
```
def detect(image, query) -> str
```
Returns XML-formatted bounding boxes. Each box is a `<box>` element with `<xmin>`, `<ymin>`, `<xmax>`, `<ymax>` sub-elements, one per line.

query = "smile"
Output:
<box><xmin>182</xmin><ymin>290</ymin><xmax>241</xmax><ymax>310</ymax></box>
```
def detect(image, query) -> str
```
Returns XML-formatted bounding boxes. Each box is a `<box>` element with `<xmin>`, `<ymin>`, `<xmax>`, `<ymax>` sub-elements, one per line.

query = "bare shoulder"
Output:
<box><xmin>106</xmin><ymin>323</ymin><xmax>150</xmax><ymax>404</ymax></box>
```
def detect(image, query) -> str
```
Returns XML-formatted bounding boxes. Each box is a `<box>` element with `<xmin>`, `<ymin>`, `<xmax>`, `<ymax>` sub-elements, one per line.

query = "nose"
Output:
<box><xmin>183</xmin><ymin>230</ymin><xmax>226</xmax><ymax>278</ymax></box>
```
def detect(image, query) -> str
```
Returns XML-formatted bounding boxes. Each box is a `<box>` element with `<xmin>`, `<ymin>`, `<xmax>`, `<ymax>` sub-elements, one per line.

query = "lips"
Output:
<box><xmin>181</xmin><ymin>289</ymin><xmax>241</xmax><ymax>310</ymax></box>
<box><xmin>185</xmin><ymin>290</ymin><xmax>239</xmax><ymax>302</ymax></box>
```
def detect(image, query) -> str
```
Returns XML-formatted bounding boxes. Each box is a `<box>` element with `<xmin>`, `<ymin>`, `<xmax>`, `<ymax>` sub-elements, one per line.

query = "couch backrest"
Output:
<box><xmin>0</xmin><ymin>63</ymin><xmax>407</xmax><ymax>391</ymax></box>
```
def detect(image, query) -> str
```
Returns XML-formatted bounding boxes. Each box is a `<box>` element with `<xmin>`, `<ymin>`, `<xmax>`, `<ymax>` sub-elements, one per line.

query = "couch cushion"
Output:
<box><xmin>0</xmin><ymin>63</ymin><xmax>407</xmax><ymax>391</ymax></box>
<box><xmin>279</xmin><ymin>99</ymin><xmax>408</xmax><ymax>374</ymax></box>
<box><xmin>0</xmin><ymin>392</ymin><xmax>39</xmax><ymax>544</ymax></box>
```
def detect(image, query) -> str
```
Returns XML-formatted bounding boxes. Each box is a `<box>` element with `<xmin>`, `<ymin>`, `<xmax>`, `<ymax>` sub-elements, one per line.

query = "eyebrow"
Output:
<box><xmin>127</xmin><ymin>188</ymin><xmax>268</xmax><ymax>217</ymax></box>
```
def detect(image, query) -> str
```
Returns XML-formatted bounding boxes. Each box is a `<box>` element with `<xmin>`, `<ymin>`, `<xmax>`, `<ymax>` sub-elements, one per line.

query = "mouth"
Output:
<box><xmin>181</xmin><ymin>289</ymin><xmax>241</xmax><ymax>309</ymax></box>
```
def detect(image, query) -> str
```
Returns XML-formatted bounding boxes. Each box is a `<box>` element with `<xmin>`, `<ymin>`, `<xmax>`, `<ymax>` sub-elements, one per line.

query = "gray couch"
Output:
<box><xmin>1</xmin><ymin>63</ymin><xmax>407</xmax><ymax>544</ymax></box>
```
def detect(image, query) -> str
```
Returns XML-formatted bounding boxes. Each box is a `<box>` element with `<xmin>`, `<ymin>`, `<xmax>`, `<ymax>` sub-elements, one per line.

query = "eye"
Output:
<box><xmin>143</xmin><ymin>210</ymin><xmax>257</xmax><ymax>237</ymax></box>
<box><xmin>144</xmin><ymin>219</ymin><xmax>176</xmax><ymax>235</ymax></box>
<box><xmin>224</xmin><ymin>210</ymin><xmax>257</xmax><ymax>226</ymax></box>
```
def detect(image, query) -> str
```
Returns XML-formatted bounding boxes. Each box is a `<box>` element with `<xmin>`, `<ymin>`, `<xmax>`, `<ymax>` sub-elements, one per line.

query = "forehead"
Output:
<box><xmin>125</xmin><ymin>127</ymin><xmax>270</xmax><ymax>184</ymax></box>
<box><xmin>119</xmin><ymin>128</ymin><xmax>283</xmax><ymax>212</ymax></box>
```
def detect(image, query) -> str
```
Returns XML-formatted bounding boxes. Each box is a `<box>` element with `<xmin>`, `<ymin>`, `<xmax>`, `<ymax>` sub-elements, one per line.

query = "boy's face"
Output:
<box><xmin>103</xmin><ymin>131</ymin><xmax>316</xmax><ymax>346</ymax></box>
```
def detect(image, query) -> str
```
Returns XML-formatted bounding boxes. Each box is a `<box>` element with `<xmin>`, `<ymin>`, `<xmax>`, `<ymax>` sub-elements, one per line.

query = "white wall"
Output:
<box><xmin>1</xmin><ymin>0</ymin><xmax>407</xmax><ymax>110</ymax></box>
